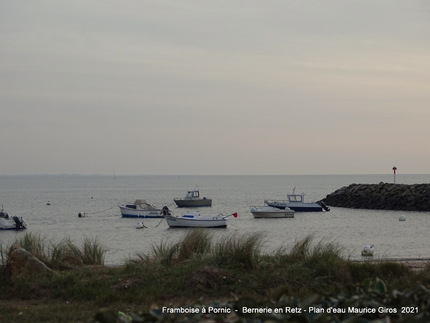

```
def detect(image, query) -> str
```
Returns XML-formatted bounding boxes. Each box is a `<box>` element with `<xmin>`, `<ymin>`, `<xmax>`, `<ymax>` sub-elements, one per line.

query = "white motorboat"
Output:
<box><xmin>174</xmin><ymin>190</ymin><xmax>212</xmax><ymax>208</ymax></box>
<box><xmin>162</xmin><ymin>206</ymin><xmax>236</xmax><ymax>228</ymax></box>
<box><xmin>118</xmin><ymin>199</ymin><xmax>162</xmax><ymax>218</ymax></box>
<box><xmin>0</xmin><ymin>207</ymin><xmax>27</xmax><ymax>230</ymax></box>
<box><xmin>165</xmin><ymin>213</ymin><xmax>227</xmax><ymax>228</ymax></box>
<box><xmin>250</xmin><ymin>206</ymin><xmax>295</xmax><ymax>218</ymax></box>
<box><xmin>265</xmin><ymin>188</ymin><xmax>330</xmax><ymax>212</ymax></box>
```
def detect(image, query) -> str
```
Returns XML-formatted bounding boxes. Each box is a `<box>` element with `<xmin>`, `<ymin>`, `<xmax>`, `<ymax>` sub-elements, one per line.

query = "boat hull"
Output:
<box><xmin>252</xmin><ymin>212</ymin><xmax>294</xmax><ymax>218</ymax></box>
<box><xmin>118</xmin><ymin>206</ymin><xmax>162</xmax><ymax>218</ymax></box>
<box><xmin>251</xmin><ymin>206</ymin><xmax>294</xmax><ymax>218</ymax></box>
<box><xmin>265</xmin><ymin>200</ymin><xmax>323</xmax><ymax>212</ymax></box>
<box><xmin>174</xmin><ymin>199</ymin><xmax>212</xmax><ymax>208</ymax></box>
<box><xmin>165</xmin><ymin>215</ymin><xmax>226</xmax><ymax>228</ymax></box>
<box><xmin>0</xmin><ymin>218</ymin><xmax>27</xmax><ymax>230</ymax></box>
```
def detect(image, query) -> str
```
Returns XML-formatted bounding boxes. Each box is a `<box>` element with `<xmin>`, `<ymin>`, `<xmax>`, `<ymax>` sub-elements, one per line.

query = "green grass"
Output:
<box><xmin>209</xmin><ymin>232</ymin><xmax>262</xmax><ymax>268</ymax></box>
<box><xmin>1</xmin><ymin>233</ymin><xmax>106</xmax><ymax>269</ymax></box>
<box><xmin>1</xmin><ymin>231</ymin><xmax>429</xmax><ymax>322</ymax></box>
<box><xmin>177</xmin><ymin>228</ymin><xmax>212</xmax><ymax>261</ymax></box>
<box><xmin>15</xmin><ymin>232</ymin><xmax>49</xmax><ymax>263</ymax></box>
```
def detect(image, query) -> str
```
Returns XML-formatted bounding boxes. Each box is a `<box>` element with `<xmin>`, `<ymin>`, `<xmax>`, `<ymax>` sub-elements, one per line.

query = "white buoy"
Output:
<box><xmin>135</xmin><ymin>222</ymin><xmax>146</xmax><ymax>229</ymax></box>
<box><xmin>361</xmin><ymin>244</ymin><xmax>374</xmax><ymax>256</ymax></box>
<box><xmin>399</xmin><ymin>215</ymin><xmax>406</xmax><ymax>221</ymax></box>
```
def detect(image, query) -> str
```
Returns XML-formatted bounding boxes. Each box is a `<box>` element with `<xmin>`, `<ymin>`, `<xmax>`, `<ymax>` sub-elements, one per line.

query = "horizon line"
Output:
<box><xmin>0</xmin><ymin>172</ymin><xmax>428</xmax><ymax>177</ymax></box>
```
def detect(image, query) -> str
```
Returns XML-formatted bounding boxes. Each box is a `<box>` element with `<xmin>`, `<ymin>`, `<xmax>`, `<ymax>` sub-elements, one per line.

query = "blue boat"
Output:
<box><xmin>264</xmin><ymin>189</ymin><xmax>329</xmax><ymax>212</ymax></box>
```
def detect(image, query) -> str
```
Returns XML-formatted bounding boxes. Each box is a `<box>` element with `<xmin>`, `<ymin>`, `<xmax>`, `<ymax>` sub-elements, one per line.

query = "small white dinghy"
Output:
<box><xmin>250</xmin><ymin>206</ymin><xmax>295</xmax><ymax>218</ymax></box>
<box><xmin>361</xmin><ymin>244</ymin><xmax>374</xmax><ymax>256</ymax></box>
<box><xmin>161</xmin><ymin>206</ymin><xmax>237</xmax><ymax>228</ymax></box>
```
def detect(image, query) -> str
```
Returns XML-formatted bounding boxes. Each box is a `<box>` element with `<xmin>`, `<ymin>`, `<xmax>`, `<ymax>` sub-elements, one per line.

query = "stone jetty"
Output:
<box><xmin>321</xmin><ymin>182</ymin><xmax>430</xmax><ymax>211</ymax></box>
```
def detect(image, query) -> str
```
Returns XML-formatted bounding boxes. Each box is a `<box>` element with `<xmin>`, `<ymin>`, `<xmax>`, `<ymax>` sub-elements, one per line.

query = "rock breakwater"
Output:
<box><xmin>322</xmin><ymin>182</ymin><xmax>430</xmax><ymax>211</ymax></box>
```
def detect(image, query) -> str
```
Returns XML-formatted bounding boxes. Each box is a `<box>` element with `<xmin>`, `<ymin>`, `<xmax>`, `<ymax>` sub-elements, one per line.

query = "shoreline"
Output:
<box><xmin>353</xmin><ymin>257</ymin><xmax>430</xmax><ymax>271</ymax></box>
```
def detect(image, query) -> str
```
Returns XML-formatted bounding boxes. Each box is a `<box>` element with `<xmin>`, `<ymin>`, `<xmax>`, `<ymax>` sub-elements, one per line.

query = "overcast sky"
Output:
<box><xmin>1</xmin><ymin>1</ymin><xmax>429</xmax><ymax>175</ymax></box>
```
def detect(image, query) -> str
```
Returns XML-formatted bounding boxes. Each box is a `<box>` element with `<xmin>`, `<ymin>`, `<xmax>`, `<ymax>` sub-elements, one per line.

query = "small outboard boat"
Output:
<box><xmin>250</xmin><ymin>206</ymin><xmax>295</xmax><ymax>218</ymax></box>
<box><xmin>118</xmin><ymin>199</ymin><xmax>162</xmax><ymax>218</ymax></box>
<box><xmin>161</xmin><ymin>206</ymin><xmax>236</xmax><ymax>228</ymax></box>
<box><xmin>0</xmin><ymin>207</ymin><xmax>27</xmax><ymax>230</ymax></box>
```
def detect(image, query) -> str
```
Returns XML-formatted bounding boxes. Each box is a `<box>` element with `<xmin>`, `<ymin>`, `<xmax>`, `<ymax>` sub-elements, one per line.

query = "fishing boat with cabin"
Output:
<box><xmin>265</xmin><ymin>188</ymin><xmax>330</xmax><ymax>212</ymax></box>
<box><xmin>118</xmin><ymin>199</ymin><xmax>162</xmax><ymax>218</ymax></box>
<box><xmin>174</xmin><ymin>190</ymin><xmax>212</xmax><ymax>207</ymax></box>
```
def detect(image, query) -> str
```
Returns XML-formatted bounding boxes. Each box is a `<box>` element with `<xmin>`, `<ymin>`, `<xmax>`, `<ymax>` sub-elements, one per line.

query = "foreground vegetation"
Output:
<box><xmin>1</xmin><ymin>231</ymin><xmax>429</xmax><ymax>322</ymax></box>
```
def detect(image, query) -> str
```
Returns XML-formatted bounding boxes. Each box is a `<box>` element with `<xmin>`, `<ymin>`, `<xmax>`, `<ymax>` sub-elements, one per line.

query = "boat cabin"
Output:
<box><xmin>125</xmin><ymin>200</ymin><xmax>158</xmax><ymax>211</ymax></box>
<box><xmin>287</xmin><ymin>193</ymin><xmax>305</xmax><ymax>203</ymax></box>
<box><xmin>174</xmin><ymin>190</ymin><xmax>212</xmax><ymax>207</ymax></box>
<box><xmin>125</xmin><ymin>199</ymin><xmax>148</xmax><ymax>209</ymax></box>
<box><xmin>0</xmin><ymin>208</ymin><xmax>10</xmax><ymax>219</ymax></box>
<box><xmin>185</xmin><ymin>190</ymin><xmax>200</xmax><ymax>199</ymax></box>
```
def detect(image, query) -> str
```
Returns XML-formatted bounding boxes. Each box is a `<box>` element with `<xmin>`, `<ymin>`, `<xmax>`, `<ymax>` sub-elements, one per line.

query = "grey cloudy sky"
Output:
<box><xmin>1</xmin><ymin>1</ymin><xmax>429</xmax><ymax>175</ymax></box>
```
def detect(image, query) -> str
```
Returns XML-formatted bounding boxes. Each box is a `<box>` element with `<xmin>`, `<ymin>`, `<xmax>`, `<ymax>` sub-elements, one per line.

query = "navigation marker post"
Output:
<box><xmin>392</xmin><ymin>166</ymin><xmax>397</xmax><ymax>183</ymax></box>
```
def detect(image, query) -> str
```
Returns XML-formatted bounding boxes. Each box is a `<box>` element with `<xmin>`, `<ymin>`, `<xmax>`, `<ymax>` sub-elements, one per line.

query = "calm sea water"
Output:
<box><xmin>1</xmin><ymin>174</ymin><xmax>429</xmax><ymax>265</ymax></box>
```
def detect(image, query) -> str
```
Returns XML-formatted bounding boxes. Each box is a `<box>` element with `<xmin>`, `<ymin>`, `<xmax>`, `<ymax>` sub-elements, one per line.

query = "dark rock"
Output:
<box><xmin>322</xmin><ymin>183</ymin><xmax>430</xmax><ymax>211</ymax></box>
<box><xmin>4</xmin><ymin>244</ymin><xmax>58</xmax><ymax>282</ymax></box>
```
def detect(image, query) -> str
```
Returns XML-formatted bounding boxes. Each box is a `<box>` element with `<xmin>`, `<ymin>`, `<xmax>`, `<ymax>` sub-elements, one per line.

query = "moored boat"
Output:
<box><xmin>174</xmin><ymin>190</ymin><xmax>212</xmax><ymax>208</ymax></box>
<box><xmin>118</xmin><ymin>199</ymin><xmax>162</xmax><ymax>218</ymax></box>
<box><xmin>250</xmin><ymin>205</ymin><xmax>295</xmax><ymax>218</ymax></box>
<box><xmin>265</xmin><ymin>188</ymin><xmax>329</xmax><ymax>212</ymax></box>
<box><xmin>0</xmin><ymin>207</ymin><xmax>27</xmax><ymax>230</ymax></box>
<box><xmin>162</xmin><ymin>206</ymin><xmax>236</xmax><ymax>228</ymax></box>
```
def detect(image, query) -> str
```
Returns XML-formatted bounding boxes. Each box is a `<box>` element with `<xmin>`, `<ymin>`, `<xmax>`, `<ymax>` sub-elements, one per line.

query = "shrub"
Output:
<box><xmin>210</xmin><ymin>232</ymin><xmax>262</xmax><ymax>268</ymax></box>
<box><xmin>14</xmin><ymin>232</ymin><xmax>48</xmax><ymax>263</ymax></box>
<box><xmin>2</xmin><ymin>234</ymin><xmax>106</xmax><ymax>269</ymax></box>
<box><xmin>177</xmin><ymin>229</ymin><xmax>212</xmax><ymax>261</ymax></box>
<box><xmin>82</xmin><ymin>237</ymin><xmax>106</xmax><ymax>265</ymax></box>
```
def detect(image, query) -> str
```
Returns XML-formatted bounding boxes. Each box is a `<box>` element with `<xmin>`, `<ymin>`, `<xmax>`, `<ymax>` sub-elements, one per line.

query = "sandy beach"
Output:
<box><xmin>356</xmin><ymin>258</ymin><xmax>430</xmax><ymax>271</ymax></box>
